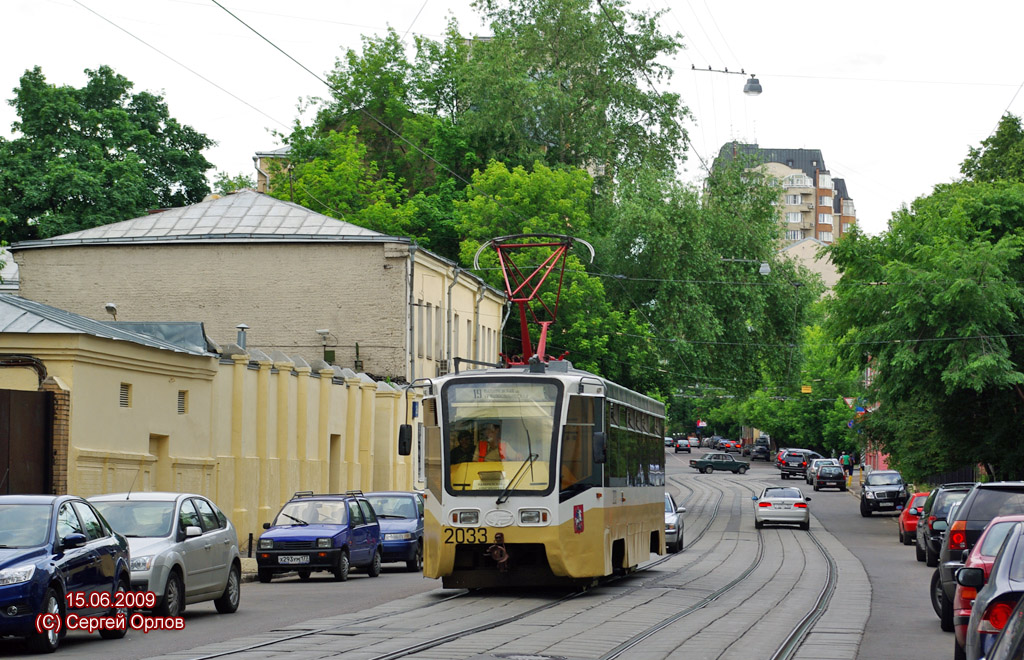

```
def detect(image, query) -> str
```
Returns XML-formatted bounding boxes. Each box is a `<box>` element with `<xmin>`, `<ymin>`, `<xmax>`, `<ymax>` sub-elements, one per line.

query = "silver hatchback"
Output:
<box><xmin>91</xmin><ymin>492</ymin><xmax>241</xmax><ymax>617</ymax></box>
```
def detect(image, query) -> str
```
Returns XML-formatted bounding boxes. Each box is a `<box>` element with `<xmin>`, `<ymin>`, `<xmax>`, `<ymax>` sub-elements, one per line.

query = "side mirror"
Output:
<box><xmin>185</xmin><ymin>525</ymin><xmax>202</xmax><ymax>538</ymax></box>
<box><xmin>263</xmin><ymin>522</ymin><xmax>271</xmax><ymax>530</ymax></box>
<box><xmin>677</xmin><ymin>506</ymin><xmax>686</xmax><ymax>514</ymax></box>
<box><xmin>398</xmin><ymin>424</ymin><xmax>412</xmax><ymax>456</ymax></box>
<box><xmin>805</xmin><ymin>497</ymin><xmax>812</xmax><ymax>502</ymax></box>
<box><xmin>907</xmin><ymin>509</ymin><xmax>920</xmax><ymax>517</ymax></box>
<box><xmin>593</xmin><ymin>431</ymin><xmax>607</xmax><ymax>464</ymax></box>
<box><xmin>751</xmin><ymin>496</ymin><xmax>758</xmax><ymax>501</ymax></box>
<box><xmin>61</xmin><ymin>533</ymin><xmax>87</xmax><ymax>550</ymax></box>
<box><xmin>933</xmin><ymin>519</ymin><xmax>948</xmax><ymax>532</ymax></box>
<box><xmin>956</xmin><ymin>567</ymin><xmax>985</xmax><ymax>589</ymax></box>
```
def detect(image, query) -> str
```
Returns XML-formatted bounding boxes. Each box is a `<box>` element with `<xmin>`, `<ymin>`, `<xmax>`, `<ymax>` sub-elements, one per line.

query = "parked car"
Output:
<box><xmin>673</xmin><ymin>438</ymin><xmax>692</xmax><ymax>454</ymax></box>
<box><xmin>664</xmin><ymin>436</ymin><xmax>675</xmax><ymax>447</ymax></box>
<box><xmin>976</xmin><ymin>592</ymin><xmax>1024</xmax><ymax>660</ymax></box>
<box><xmin>779</xmin><ymin>450</ymin><xmax>824</xmax><ymax>480</ymax></box>
<box><xmin>91</xmin><ymin>492</ymin><xmax>241</xmax><ymax>616</ymax></box>
<box><xmin>950</xmin><ymin>515</ymin><xmax>1024</xmax><ymax>659</ymax></box>
<box><xmin>806</xmin><ymin>458</ymin><xmax>841</xmax><ymax>485</ymax></box>
<box><xmin>0</xmin><ymin>495</ymin><xmax>131</xmax><ymax>652</ymax></box>
<box><xmin>664</xmin><ymin>492</ymin><xmax>686</xmax><ymax>553</ymax></box>
<box><xmin>689</xmin><ymin>453</ymin><xmax>750</xmax><ymax>474</ymax></box>
<box><xmin>859</xmin><ymin>469</ymin><xmax>909</xmax><ymax>516</ymax></box>
<box><xmin>812</xmin><ymin>465</ymin><xmax>848</xmax><ymax>492</ymax></box>
<box><xmin>752</xmin><ymin>487</ymin><xmax>811</xmax><ymax>530</ymax></box>
<box><xmin>898</xmin><ymin>491</ymin><xmax>929</xmax><ymax>545</ymax></box>
<box><xmin>364</xmin><ymin>492</ymin><xmax>424</xmax><ymax>571</ymax></box>
<box><xmin>750</xmin><ymin>445</ymin><xmax>771</xmax><ymax>462</ymax></box>
<box><xmin>957</xmin><ymin>521</ymin><xmax>1024</xmax><ymax>659</ymax></box>
<box><xmin>917</xmin><ymin>483</ymin><xmax>976</xmax><ymax>566</ymax></box>
<box><xmin>257</xmin><ymin>491</ymin><xmax>383</xmax><ymax>582</ymax></box>
<box><xmin>938</xmin><ymin>482</ymin><xmax>1024</xmax><ymax>632</ymax></box>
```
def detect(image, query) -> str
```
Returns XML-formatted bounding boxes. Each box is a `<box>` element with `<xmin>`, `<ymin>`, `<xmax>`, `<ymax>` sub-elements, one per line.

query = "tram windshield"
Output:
<box><xmin>444</xmin><ymin>381</ymin><xmax>559</xmax><ymax>494</ymax></box>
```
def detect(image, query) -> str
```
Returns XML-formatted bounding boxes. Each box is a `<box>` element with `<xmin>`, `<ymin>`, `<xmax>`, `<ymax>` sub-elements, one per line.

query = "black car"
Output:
<box><xmin>0</xmin><ymin>495</ymin><xmax>131</xmax><ymax>652</ymax></box>
<box><xmin>813</xmin><ymin>465</ymin><xmax>847</xmax><ymax>491</ymax></box>
<box><xmin>915</xmin><ymin>482</ymin><xmax>975</xmax><ymax>567</ymax></box>
<box><xmin>779</xmin><ymin>450</ymin><xmax>824</xmax><ymax>480</ymax></box>
<box><xmin>673</xmin><ymin>438</ymin><xmax>692</xmax><ymax>454</ymax></box>
<box><xmin>750</xmin><ymin>445</ymin><xmax>770</xmax><ymax>461</ymax></box>
<box><xmin>937</xmin><ymin>482</ymin><xmax>1024</xmax><ymax>632</ymax></box>
<box><xmin>859</xmin><ymin>470</ymin><xmax>909</xmax><ymax>516</ymax></box>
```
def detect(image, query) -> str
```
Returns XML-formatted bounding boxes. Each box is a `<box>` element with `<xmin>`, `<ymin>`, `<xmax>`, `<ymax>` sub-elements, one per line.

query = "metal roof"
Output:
<box><xmin>716</xmin><ymin>142</ymin><xmax>854</xmax><ymax>204</ymax></box>
<box><xmin>9</xmin><ymin>190</ymin><xmax>396</xmax><ymax>250</ymax></box>
<box><xmin>0</xmin><ymin>295</ymin><xmax>216</xmax><ymax>357</ymax></box>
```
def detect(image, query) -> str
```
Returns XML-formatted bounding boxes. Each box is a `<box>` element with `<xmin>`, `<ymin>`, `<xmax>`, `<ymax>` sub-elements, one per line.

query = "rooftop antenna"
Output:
<box><xmin>0</xmin><ymin>468</ymin><xmax>8</xmax><ymax>494</ymax></box>
<box><xmin>473</xmin><ymin>234</ymin><xmax>594</xmax><ymax>366</ymax></box>
<box><xmin>125</xmin><ymin>464</ymin><xmax>142</xmax><ymax>500</ymax></box>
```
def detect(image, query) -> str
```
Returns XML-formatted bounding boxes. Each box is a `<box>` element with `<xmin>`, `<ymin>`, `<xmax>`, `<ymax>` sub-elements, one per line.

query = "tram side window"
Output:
<box><xmin>423</xmin><ymin>398</ymin><xmax>442</xmax><ymax>500</ymax></box>
<box><xmin>561</xmin><ymin>396</ymin><xmax>601</xmax><ymax>492</ymax></box>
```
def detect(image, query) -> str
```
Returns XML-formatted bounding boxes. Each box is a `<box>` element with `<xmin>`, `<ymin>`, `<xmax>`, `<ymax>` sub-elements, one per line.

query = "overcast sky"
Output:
<box><xmin>4</xmin><ymin>0</ymin><xmax>1023</xmax><ymax>236</ymax></box>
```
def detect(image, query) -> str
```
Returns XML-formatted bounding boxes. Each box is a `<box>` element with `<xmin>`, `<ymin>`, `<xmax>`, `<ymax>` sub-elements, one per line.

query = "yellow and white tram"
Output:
<box><xmin>401</xmin><ymin>359</ymin><xmax>666</xmax><ymax>589</ymax></box>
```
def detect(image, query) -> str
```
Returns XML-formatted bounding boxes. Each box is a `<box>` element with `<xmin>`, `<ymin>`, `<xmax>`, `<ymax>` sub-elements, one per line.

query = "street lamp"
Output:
<box><xmin>720</xmin><ymin>258</ymin><xmax>771</xmax><ymax>276</ymax></box>
<box><xmin>692</xmin><ymin>65</ymin><xmax>763</xmax><ymax>96</ymax></box>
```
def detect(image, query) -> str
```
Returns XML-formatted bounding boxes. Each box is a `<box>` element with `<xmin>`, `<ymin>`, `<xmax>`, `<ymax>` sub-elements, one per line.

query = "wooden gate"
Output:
<box><xmin>0</xmin><ymin>390</ymin><xmax>53</xmax><ymax>494</ymax></box>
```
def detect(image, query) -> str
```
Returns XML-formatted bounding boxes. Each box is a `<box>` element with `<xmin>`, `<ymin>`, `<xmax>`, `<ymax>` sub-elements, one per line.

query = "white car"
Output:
<box><xmin>91</xmin><ymin>492</ymin><xmax>241</xmax><ymax>617</ymax></box>
<box><xmin>806</xmin><ymin>458</ymin><xmax>841</xmax><ymax>484</ymax></box>
<box><xmin>752</xmin><ymin>486</ymin><xmax>811</xmax><ymax>530</ymax></box>
<box><xmin>664</xmin><ymin>492</ymin><xmax>686</xmax><ymax>552</ymax></box>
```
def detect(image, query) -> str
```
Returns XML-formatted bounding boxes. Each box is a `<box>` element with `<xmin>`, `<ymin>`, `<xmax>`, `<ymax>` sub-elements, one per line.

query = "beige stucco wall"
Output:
<box><xmin>0</xmin><ymin>333</ymin><xmax>421</xmax><ymax>545</ymax></box>
<box><xmin>14</xmin><ymin>241</ymin><xmax>504</xmax><ymax>381</ymax></box>
<box><xmin>782</xmin><ymin>240</ymin><xmax>839</xmax><ymax>289</ymax></box>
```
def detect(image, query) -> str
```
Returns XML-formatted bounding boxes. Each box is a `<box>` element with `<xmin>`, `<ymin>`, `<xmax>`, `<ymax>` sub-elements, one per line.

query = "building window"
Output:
<box><xmin>435</xmin><ymin>303</ymin><xmax>443</xmax><ymax>361</ymax></box>
<box><xmin>818</xmin><ymin>213</ymin><xmax>833</xmax><ymax>225</ymax></box>
<box><xmin>818</xmin><ymin>174</ymin><xmax>832</xmax><ymax>189</ymax></box>
<box><xmin>786</xmin><ymin>212</ymin><xmax>802</xmax><ymax>224</ymax></box>
<box><xmin>842</xmin><ymin>223</ymin><xmax>853</xmax><ymax>233</ymax></box>
<box><xmin>818</xmin><ymin>231</ymin><xmax>833</xmax><ymax>242</ymax></box>
<box><xmin>786</xmin><ymin>230</ymin><xmax>801</xmax><ymax>240</ymax></box>
<box><xmin>466</xmin><ymin>320</ymin><xmax>472</xmax><ymax>359</ymax></box>
<box><xmin>426</xmin><ymin>304</ymin><xmax>433</xmax><ymax>360</ymax></box>
<box><xmin>453</xmin><ymin>313</ymin><xmax>460</xmax><ymax>360</ymax></box>
<box><xmin>417</xmin><ymin>299</ymin><xmax>424</xmax><ymax>358</ymax></box>
<box><xmin>119</xmin><ymin>383</ymin><xmax>132</xmax><ymax>408</ymax></box>
<box><xmin>177</xmin><ymin>390</ymin><xmax>188</xmax><ymax>415</ymax></box>
<box><xmin>785</xmin><ymin>194</ymin><xmax>801</xmax><ymax>205</ymax></box>
<box><xmin>819</xmin><ymin>195</ymin><xmax>832</xmax><ymax>206</ymax></box>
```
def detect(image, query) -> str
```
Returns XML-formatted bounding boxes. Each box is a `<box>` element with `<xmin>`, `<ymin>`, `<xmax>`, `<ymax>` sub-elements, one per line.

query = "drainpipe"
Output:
<box><xmin>446</xmin><ymin>267</ymin><xmax>461</xmax><ymax>373</ymax></box>
<box><xmin>473</xmin><ymin>287</ymin><xmax>486</xmax><ymax>362</ymax></box>
<box><xmin>252</xmin><ymin>156</ymin><xmax>269</xmax><ymax>193</ymax></box>
<box><xmin>408</xmin><ymin>245</ymin><xmax>418</xmax><ymax>382</ymax></box>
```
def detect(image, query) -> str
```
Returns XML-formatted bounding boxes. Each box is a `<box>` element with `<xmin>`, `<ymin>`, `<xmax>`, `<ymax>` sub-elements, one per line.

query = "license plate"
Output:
<box><xmin>781</xmin><ymin>503</ymin><xmax>792</xmax><ymax>509</ymax></box>
<box><xmin>279</xmin><ymin>555</ymin><xmax>310</xmax><ymax>565</ymax></box>
<box><xmin>878</xmin><ymin>503</ymin><xmax>894</xmax><ymax>508</ymax></box>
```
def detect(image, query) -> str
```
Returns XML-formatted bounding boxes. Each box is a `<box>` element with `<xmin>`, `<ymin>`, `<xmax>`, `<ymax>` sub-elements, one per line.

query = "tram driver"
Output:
<box><xmin>450</xmin><ymin>430</ymin><xmax>476</xmax><ymax>463</ymax></box>
<box><xmin>478</xmin><ymin>422</ymin><xmax>521</xmax><ymax>461</ymax></box>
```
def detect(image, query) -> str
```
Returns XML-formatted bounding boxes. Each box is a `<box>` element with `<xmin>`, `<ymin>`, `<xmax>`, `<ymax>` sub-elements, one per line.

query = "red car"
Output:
<box><xmin>898</xmin><ymin>492</ymin><xmax>929</xmax><ymax>545</ymax></box>
<box><xmin>951</xmin><ymin>514</ymin><xmax>1024</xmax><ymax>659</ymax></box>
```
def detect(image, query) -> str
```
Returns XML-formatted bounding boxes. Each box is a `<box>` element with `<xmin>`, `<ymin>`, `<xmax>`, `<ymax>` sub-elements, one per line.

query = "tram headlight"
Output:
<box><xmin>519</xmin><ymin>509</ymin><xmax>549</xmax><ymax>525</ymax></box>
<box><xmin>456</xmin><ymin>511</ymin><xmax>479</xmax><ymax>525</ymax></box>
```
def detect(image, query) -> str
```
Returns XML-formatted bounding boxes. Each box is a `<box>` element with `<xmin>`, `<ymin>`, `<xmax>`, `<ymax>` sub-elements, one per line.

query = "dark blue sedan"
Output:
<box><xmin>0</xmin><ymin>495</ymin><xmax>131</xmax><ymax>653</ymax></box>
<box><xmin>366</xmin><ymin>492</ymin><xmax>424</xmax><ymax>571</ymax></box>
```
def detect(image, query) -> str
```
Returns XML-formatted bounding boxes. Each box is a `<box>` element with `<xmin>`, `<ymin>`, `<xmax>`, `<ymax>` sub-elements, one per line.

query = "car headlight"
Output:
<box><xmin>317</xmin><ymin>538</ymin><xmax>332</xmax><ymax>548</ymax></box>
<box><xmin>258</xmin><ymin>538</ymin><xmax>274</xmax><ymax>550</ymax></box>
<box><xmin>865</xmin><ymin>492</ymin><xmax>875</xmax><ymax>499</ymax></box>
<box><xmin>0</xmin><ymin>564</ymin><xmax>35</xmax><ymax>586</ymax></box>
<box><xmin>130</xmin><ymin>555</ymin><xmax>154</xmax><ymax>572</ymax></box>
<box><xmin>384</xmin><ymin>533</ymin><xmax>413</xmax><ymax>541</ymax></box>
<box><xmin>665</xmin><ymin>523</ymin><xmax>676</xmax><ymax>532</ymax></box>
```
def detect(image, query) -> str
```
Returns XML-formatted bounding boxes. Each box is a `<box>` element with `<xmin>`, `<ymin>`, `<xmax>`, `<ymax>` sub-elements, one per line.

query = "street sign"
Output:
<box><xmin>801</xmin><ymin>385</ymin><xmax>812</xmax><ymax>393</ymax></box>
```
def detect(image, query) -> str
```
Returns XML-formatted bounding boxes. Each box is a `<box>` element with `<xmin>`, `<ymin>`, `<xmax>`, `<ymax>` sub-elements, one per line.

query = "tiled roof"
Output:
<box><xmin>0</xmin><ymin>295</ymin><xmax>215</xmax><ymax>357</ymax></box>
<box><xmin>10</xmin><ymin>190</ymin><xmax>395</xmax><ymax>250</ymax></box>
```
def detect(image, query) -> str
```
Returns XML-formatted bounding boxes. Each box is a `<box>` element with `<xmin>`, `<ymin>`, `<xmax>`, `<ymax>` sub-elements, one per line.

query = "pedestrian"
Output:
<box><xmin>840</xmin><ymin>451</ymin><xmax>853</xmax><ymax>476</ymax></box>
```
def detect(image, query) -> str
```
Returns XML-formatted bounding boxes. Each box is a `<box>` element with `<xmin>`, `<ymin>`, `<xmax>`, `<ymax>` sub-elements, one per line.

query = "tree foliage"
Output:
<box><xmin>212</xmin><ymin>172</ymin><xmax>255</xmax><ymax>196</ymax></box>
<box><xmin>0</xmin><ymin>66</ymin><xmax>213</xmax><ymax>242</ymax></box>
<box><xmin>961</xmin><ymin>113</ymin><xmax>1024</xmax><ymax>183</ymax></box>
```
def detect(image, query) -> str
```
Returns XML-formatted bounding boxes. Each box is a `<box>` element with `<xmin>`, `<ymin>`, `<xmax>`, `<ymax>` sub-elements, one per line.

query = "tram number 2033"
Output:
<box><xmin>444</xmin><ymin>527</ymin><xmax>489</xmax><ymax>544</ymax></box>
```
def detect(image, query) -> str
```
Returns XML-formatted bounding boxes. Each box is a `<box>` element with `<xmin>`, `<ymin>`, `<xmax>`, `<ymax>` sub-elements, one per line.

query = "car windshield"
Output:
<box><xmin>968</xmin><ymin>489</ymin><xmax>1024</xmax><ymax>521</ymax></box>
<box><xmin>92</xmin><ymin>500</ymin><xmax>175</xmax><ymax>537</ymax></box>
<box><xmin>664</xmin><ymin>495</ymin><xmax>676</xmax><ymax>513</ymax></box>
<box><xmin>0</xmin><ymin>504</ymin><xmax>51</xmax><ymax>547</ymax></box>
<box><xmin>934</xmin><ymin>491</ymin><xmax>967</xmax><ymax>517</ymax></box>
<box><xmin>366</xmin><ymin>496</ymin><xmax>417</xmax><ymax>519</ymax></box>
<box><xmin>274</xmin><ymin>500</ymin><xmax>348</xmax><ymax>526</ymax></box>
<box><xmin>820</xmin><ymin>467</ymin><xmax>844</xmax><ymax>477</ymax></box>
<box><xmin>764</xmin><ymin>488</ymin><xmax>802</xmax><ymax>499</ymax></box>
<box><xmin>866</xmin><ymin>473</ymin><xmax>902</xmax><ymax>486</ymax></box>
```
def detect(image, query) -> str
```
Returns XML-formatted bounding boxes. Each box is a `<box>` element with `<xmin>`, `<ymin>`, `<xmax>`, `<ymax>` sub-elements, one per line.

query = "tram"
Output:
<box><xmin>398</xmin><ymin>235</ymin><xmax>667</xmax><ymax>589</ymax></box>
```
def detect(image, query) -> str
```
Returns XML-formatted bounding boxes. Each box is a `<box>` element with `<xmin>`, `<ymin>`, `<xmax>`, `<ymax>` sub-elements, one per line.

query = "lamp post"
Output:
<box><xmin>692</xmin><ymin>65</ymin><xmax>763</xmax><ymax>96</ymax></box>
<box><xmin>720</xmin><ymin>258</ymin><xmax>771</xmax><ymax>276</ymax></box>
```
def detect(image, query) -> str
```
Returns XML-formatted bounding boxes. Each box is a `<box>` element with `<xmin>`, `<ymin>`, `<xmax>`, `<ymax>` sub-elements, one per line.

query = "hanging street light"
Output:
<box><xmin>692</xmin><ymin>65</ymin><xmax>763</xmax><ymax>96</ymax></box>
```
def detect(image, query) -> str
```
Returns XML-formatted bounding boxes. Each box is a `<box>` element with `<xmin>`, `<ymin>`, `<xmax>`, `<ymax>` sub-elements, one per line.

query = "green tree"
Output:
<box><xmin>0</xmin><ymin>66</ymin><xmax>213</xmax><ymax>242</ymax></box>
<box><xmin>825</xmin><ymin>181</ymin><xmax>1024</xmax><ymax>479</ymax></box>
<box><xmin>961</xmin><ymin>113</ymin><xmax>1024</xmax><ymax>183</ymax></box>
<box><xmin>212</xmin><ymin>172</ymin><xmax>255</xmax><ymax>196</ymax></box>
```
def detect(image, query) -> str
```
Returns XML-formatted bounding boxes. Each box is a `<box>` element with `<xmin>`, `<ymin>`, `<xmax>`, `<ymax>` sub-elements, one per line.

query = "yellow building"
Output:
<box><xmin>0</xmin><ymin>295</ymin><xmax>418</xmax><ymax>544</ymax></box>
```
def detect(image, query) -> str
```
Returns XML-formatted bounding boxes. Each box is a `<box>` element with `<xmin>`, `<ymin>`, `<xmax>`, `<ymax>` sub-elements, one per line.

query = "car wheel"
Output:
<box><xmin>800</xmin><ymin>521</ymin><xmax>810</xmax><ymax>531</ymax></box>
<box><xmin>214</xmin><ymin>563</ymin><xmax>241</xmax><ymax>614</ymax></box>
<box><xmin>703</xmin><ymin>466</ymin><xmax>713</xmax><ymax>474</ymax></box>
<box><xmin>333</xmin><ymin>550</ymin><xmax>350</xmax><ymax>582</ymax></box>
<box><xmin>157</xmin><ymin>570</ymin><xmax>184</xmax><ymax>617</ymax></box>
<box><xmin>916</xmin><ymin>538</ymin><xmax>926</xmax><ymax>562</ymax></box>
<box><xmin>930</xmin><ymin>569</ymin><xmax>944</xmax><ymax>618</ymax></box>
<box><xmin>954</xmin><ymin>638</ymin><xmax>967</xmax><ymax>660</ymax></box>
<box><xmin>860</xmin><ymin>502</ymin><xmax>871</xmax><ymax>517</ymax></box>
<box><xmin>898</xmin><ymin>528</ymin><xmax>905</xmax><ymax>544</ymax></box>
<box><xmin>840</xmin><ymin>485</ymin><xmax>847</xmax><ymax>492</ymax></box>
<box><xmin>755</xmin><ymin>520</ymin><xmax>764</xmax><ymax>529</ymax></box>
<box><xmin>258</xmin><ymin>568</ymin><xmax>273</xmax><ymax>583</ymax></box>
<box><xmin>407</xmin><ymin>543</ymin><xmax>423</xmax><ymax>572</ymax></box>
<box><xmin>814</xmin><ymin>484</ymin><xmax>820</xmax><ymax>492</ymax></box>
<box><xmin>738</xmin><ymin>467</ymin><xmax>747</xmax><ymax>475</ymax></box>
<box><xmin>99</xmin><ymin>580</ymin><xmax>129</xmax><ymax>639</ymax></box>
<box><xmin>926</xmin><ymin>545</ymin><xmax>938</xmax><ymax>568</ymax></box>
<box><xmin>27</xmin><ymin>586</ymin><xmax>64</xmax><ymax>653</ymax></box>
<box><xmin>940</xmin><ymin>584</ymin><xmax>954</xmax><ymax>632</ymax></box>
<box><xmin>298</xmin><ymin>570</ymin><xmax>311</xmax><ymax>581</ymax></box>
<box><xmin>367</xmin><ymin>548</ymin><xmax>382</xmax><ymax>578</ymax></box>
<box><xmin>781</xmin><ymin>473</ymin><xmax>788</xmax><ymax>480</ymax></box>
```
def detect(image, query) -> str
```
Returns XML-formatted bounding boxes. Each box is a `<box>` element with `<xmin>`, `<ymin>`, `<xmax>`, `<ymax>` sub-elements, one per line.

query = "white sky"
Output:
<box><xmin>3</xmin><ymin>0</ymin><xmax>1023</xmax><ymax>236</ymax></box>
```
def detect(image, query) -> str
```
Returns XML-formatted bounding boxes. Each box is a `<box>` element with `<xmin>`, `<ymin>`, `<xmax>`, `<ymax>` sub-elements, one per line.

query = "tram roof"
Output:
<box><xmin>439</xmin><ymin>361</ymin><xmax>665</xmax><ymax>417</ymax></box>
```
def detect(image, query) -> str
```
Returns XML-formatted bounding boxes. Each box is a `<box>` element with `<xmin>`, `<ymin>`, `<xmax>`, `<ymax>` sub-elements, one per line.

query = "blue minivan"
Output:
<box><xmin>257</xmin><ymin>491</ymin><xmax>382</xmax><ymax>582</ymax></box>
<box><xmin>365</xmin><ymin>492</ymin><xmax>424</xmax><ymax>572</ymax></box>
